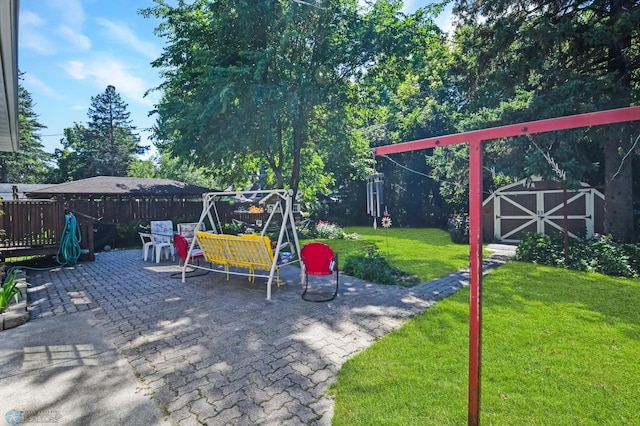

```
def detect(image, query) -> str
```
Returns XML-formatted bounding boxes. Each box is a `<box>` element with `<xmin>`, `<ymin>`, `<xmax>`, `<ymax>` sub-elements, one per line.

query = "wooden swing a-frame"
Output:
<box><xmin>181</xmin><ymin>189</ymin><xmax>302</xmax><ymax>300</ymax></box>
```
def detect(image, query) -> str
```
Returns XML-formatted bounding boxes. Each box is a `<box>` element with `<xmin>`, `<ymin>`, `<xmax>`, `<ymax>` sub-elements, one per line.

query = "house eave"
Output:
<box><xmin>0</xmin><ymin>0</ymin><xmax>20</xmax><ymax>152</ymax></box>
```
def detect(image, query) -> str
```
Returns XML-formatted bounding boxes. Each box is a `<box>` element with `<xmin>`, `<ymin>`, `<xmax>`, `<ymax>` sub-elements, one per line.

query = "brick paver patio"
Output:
<box><xmin>26</xmin><ymin>247</ymin><xmax>513</xmax><ymax>425</ymax></box>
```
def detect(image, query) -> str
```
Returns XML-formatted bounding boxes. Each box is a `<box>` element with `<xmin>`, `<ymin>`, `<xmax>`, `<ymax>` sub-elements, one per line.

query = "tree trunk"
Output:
<box><xmin>603</xmin><ymin>131</ymin><xmax>635</xmax><ymax>241</ymax></box>
<box><xmin>603</xmin><ymin>0</ymin><xmax>635</xmax><ymax>241</ymax></box>
<box><xmin>289</xmin><ymin>92</ymin><xmax>307</xmax><ymax>199</ymax></box>
<box><xmin>0</xmin><ymin>157</ymin><xmax>7</xmax><ymax>183</ymax></box>
<box><xmin>290</xmin><ymin>123</ymin><xmax>304</xmax><ymax>199</ymax></box>
<box><xmin>274</xmin><ymin>120</ymin><xmax>284</xmax><ymax>188</ymax></box>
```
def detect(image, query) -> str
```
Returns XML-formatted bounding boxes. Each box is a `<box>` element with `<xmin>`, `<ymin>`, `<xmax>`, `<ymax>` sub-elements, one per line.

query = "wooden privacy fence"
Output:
<box><xmin>63</xmin><ymin>198</ymin><xmax>205</xmax><ymax>223</ymax></box>
<box><xmin>61</xmin><ymin>197</ymin><xmax>293</xmax><ymax>226</ymax></box>
<box><xmin>0</xmin><ymin>196</ymin><xmax>298</xmax><ymax>259</ymax></box>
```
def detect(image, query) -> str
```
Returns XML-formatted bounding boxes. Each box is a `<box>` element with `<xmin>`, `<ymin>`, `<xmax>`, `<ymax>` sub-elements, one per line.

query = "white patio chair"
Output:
<box><xmin>150</xmin><ymin>220</ymin><xmax>175</xmax><ymax>263</ymax></box>
<box><xmin>177</xmin><ymin>222</ymin><xmax>206</xmax><ymax>245</ymax></box>
<box><xmin>139</xmin><ymin>232</ymin><xmax>154</xmax><ymax>261</ymax></box>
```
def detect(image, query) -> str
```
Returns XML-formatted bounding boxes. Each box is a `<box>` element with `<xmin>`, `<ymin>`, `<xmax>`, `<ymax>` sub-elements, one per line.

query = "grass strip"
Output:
<box><xmin>305</xmin><ymin>227</ymin><xmax>476</xmax><ymax>282</ymax></box>
<box><xmin>331</xmin><ymin>262</ymin><xmax>640</xmax><ymax>425</ymax></box>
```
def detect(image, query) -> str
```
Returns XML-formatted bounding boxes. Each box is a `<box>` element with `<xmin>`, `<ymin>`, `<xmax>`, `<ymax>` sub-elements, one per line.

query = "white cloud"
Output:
<box><xmin>19</xmin><ymin>10</ymin><xmax>56</xmax><ymax>54</ymax></box>
<box><xmin>61</xmin><ymin>57</ymin><xmax>155</xmax><ymax>107</ymax></box>
<box><xmin>96</xmin><ymin>18</ymin><xmax>161</xmax><ymax>60</ymax></box>
<box><xmin>62</xmin><ymin>60</ymin><xmax>87</xmax><ymax>80</ymax></box>
<box><xmin>22</xmin><ymin>73</ymin><xmax>60</xmax><ymax>98</ymax></box>
<box><xmin>20</xmin><ymin>10</ymin><xmax>45</xmax><ymax>26</ymax></box>
<box><xmin>56</xmin><ymin>25</ymin><xmax>91</xmax><ymax>51</ymax></box>
<box><xmin>20</xmin><ymin>33</ymin><xmax>57</xmax><ymax>55</ymax></box>
<box><xmin>46</xmin><ymin>0</ymin><xmax>85</xmax><ymax>27</ymax></box>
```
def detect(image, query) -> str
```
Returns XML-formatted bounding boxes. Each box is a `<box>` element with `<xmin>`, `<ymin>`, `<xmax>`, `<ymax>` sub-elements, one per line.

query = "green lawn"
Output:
<box><xmin>303</xmin><ymin>227</ymin><xmax>476</xmax><ymax>282</ymax></box>
<box><xmin>330</xmin><ymin>262</ymin><xmax>640</xmax><ymax>425</ymax></box>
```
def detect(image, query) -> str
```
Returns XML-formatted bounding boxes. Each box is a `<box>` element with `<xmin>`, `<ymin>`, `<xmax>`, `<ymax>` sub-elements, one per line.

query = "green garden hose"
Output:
<box><xmin>56</xmin><ymin>213</ymin><xmax>82</xmax><ymax>266</ymax></box>
<box><xmin>1</xmin><ymin>213</ymin><xmax>83</xmax><ymax>305</ymax></box>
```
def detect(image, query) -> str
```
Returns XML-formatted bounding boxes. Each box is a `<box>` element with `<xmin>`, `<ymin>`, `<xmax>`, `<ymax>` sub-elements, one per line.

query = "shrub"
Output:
<box><xmin>515</xmin><ymin>234</ymin><xmax>565</xmax><ymax>266</ymax></box>
<box><xmin>447</xmin><ymin>214</ymin><xmax>469</xmax><ymax>244</ymax></box>
<box><xmin>114</xmin><ymin>219</ymin><xmax>148</xmax><ymax>248</ymax></box>
<box><xmin>343</xmin><ymin>247</ymin><xmax>421</xmax><ymax>287</ymax></box>
<box><xmin>623</xmin><ymin>243</ymin><xmax>640</xmax><ymax>276</ymax></box>
<box><xmin>297</xmin><ymin>224</ymin><xmax>317</xmax><ymax>240</ymax></box>
<box><xmin>516</xmin><ymin>233</ymin><xmax>639</xmax><ymax>278</ymax></box>
<box><xmin>0</xmin><ymin>268</ymin><xmax>20</xmax><ymax>313</ymax></box>
<box><xmin>342</xmin><ymin>232</ymin><xmax>361</xmax><ymax>240</ymax></box>
<box><xmin>315</xmin><ymin>220</ymin><xmax>345</xmax><ymax>239</ymax></box>
<box><xmin>220</xmin><ymin>222</ymin><xmax>243</xmax><ymax>235</ymax></box>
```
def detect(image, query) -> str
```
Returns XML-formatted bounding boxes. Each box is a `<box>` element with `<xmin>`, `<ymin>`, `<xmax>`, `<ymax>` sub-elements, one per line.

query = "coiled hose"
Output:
<box><xmin>2</xmin><ymin>213</ymin><xmax>83</xmax><ymax>302</ymax></box>
<box><xmin>56</xmin><ymin>213</ymin><xmax>82</xmax><ymax>266</ymax></box>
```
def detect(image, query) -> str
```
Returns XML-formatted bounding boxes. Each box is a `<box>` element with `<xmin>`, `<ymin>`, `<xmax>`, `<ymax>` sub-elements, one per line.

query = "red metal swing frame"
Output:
<box><xmin>373</xmin><ymin>105</ymin><xmax>640</xmax><ymax>426</ymax></box>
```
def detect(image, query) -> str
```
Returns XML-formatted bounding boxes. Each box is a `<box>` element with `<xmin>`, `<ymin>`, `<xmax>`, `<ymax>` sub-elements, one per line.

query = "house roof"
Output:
<box><xmin>0</xmin><ymin>183</ymin><xmax>52</xmax><ymax>199</ymax></box>
<box><xmin>25</xmin><ymin>176</ymin><xmax>216</xmax><ymax>198</ymax></box>
<box><xmin>0</xmin><ymin>0</ymin><xmax>19</xmax><ymax>152</ymax></box>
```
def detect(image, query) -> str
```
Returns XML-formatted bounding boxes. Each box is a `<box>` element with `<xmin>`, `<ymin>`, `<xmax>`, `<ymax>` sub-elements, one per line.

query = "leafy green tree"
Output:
<box><xmin>341</xmin><ymin>3</ymin><xmax>456</xmax><ymax>225</ymax></box>
<box><xmin>51</xmin><ymin>124</ymin><xmax>90</xmax><ymax>182</ymax></box>
<box><xmin>436</xmin><ymin>0</ymin><xmax>640</xmax><ymax>240</ymax></box>
<box><xmin>0</xmin><ymin>74</ymin><xmax>52</xmax><ymax>184</ymax></box>
<box><xmin>53</xmin><ymin>85</ymin><xmax>147</xmax><ymax>180</ymax></box>
<box><xmin>142</xmin><ymin>0</ymin><xmax>433</xmax><ymax>203</ymax></box>
<box><xmin>128</xmin><ymin>151</ymin><xmax>221</xmax><ymax>189</ymax></box>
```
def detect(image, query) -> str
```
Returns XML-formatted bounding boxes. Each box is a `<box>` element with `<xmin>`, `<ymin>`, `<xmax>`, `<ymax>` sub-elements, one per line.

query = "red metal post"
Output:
<box><xmin>468</xmin><ymin>139</ymin><xmax>483</xmax><ymax>426</ymax></box>
<box><xmin>371</xmin><ymin>106</ymin><xmax>640</xmax><ymax>426</ymax></box>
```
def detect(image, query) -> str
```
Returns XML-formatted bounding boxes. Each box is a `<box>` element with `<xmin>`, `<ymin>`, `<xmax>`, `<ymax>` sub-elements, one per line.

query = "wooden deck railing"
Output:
<box><xmin>0</xmin><ymin>199</ymin><xmax>66</xmax><ymax>248</ymax></box>
<box><xmin>0</xmin><ymin>200</ymin><xmax>95</xmax><ymax>261</ymax></box>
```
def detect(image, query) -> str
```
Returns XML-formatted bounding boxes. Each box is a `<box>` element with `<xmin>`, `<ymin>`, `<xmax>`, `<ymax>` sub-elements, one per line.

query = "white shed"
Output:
<box><xmin>482</xmin><ymin>179</ymin><xmax>605</xmax><ymax>243</ymax></box>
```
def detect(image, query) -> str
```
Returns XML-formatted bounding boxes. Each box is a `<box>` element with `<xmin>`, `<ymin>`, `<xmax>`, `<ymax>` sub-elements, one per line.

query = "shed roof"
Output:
<box><xmin>25</xmin><ymin>176</ymin><xmax>215</xmax><ymax>198</ymax></box>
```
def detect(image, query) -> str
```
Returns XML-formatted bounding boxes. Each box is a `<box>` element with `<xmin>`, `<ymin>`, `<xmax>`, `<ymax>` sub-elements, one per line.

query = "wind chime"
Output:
<box><xmin>366</xmin><ymin>173</ymin><xmax>384</xmax><ymax>229</ymax></box>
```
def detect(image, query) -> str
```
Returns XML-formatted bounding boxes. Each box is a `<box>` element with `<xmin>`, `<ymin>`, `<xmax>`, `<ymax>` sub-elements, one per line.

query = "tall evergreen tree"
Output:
<box><xmin>86</xmin><ymin>85</ymin><xmax>146</xmax><ymax>176</ymax></box>
<box><xmin>439</xmin><ymin>0</ymin><xmax>640</xmax><ymax>241</ymax></box>
<box><xmin>0</xmin><ymin>74</ymin><xmax>52</xmax><ymax>184</ymax></box>
<box><xmin>54</xmin><ymin>85</ymin><xmax>147</xmax><ymax>180</ymax></box>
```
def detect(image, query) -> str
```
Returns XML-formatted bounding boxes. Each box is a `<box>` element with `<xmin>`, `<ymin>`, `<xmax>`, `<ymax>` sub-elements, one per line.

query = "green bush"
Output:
<box><xmin>0</xmin><ymin>268</ymin><xmax>20</xmax><ymax>313</ymax></box>
<box><xmin>623</xmin><ymin>243</ymin><xmax>640</xmax><ymax>276</ymax></box>
<box><xmin>515</xmin><ymin>234</ymin><xmax>566</xmax><ymax>267</ymax></box>
<box><xmin>447</xmin><ymin>214</ymin><xmax>469</xmax><ymax>244</ymax></box>
<box><xmin>114</xmin><ymin>219</ymin><xmax>148</xmax><ymax>248</ymax></box>
<box><xmin>220</xmin><ymin>222</ymin><xmax>243</xmax><ymax>235</ymax></box>
<box><xmin>315</xmin><ymin>220</ymin><xmax>345</xmax><ymax>239</ymax></box>
<box><xmin>298</xmin><ymin>220</ymin><xmax>361</xmax><ymax>241</ymax></box>
<box><xmin>298</xmin><ymin>224</ymin><xmax>317</xmax><ymax>240</ymax></box>
<box><xmin>516</xmin><ymin>233</ymin><xmax>639</xmax><ymax>278</ymax></box>
<box><xmin>343</xmin><ymin>247</ymin><xmax>421</xmax><ymax>287</ymax></box>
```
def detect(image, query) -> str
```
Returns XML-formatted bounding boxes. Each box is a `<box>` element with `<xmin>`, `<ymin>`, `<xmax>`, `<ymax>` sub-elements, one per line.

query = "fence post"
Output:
<box><xmin>79</xmin><ymin>220</ymin><xmax>95</xmax><ymax>261</ymax></box>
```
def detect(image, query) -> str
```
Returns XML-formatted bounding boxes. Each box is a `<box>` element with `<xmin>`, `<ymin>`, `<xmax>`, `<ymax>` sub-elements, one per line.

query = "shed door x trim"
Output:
<box><xmin>492</xmin><ymin>187</ymin><xmax>603</xmax><ymax>243</ymax></box>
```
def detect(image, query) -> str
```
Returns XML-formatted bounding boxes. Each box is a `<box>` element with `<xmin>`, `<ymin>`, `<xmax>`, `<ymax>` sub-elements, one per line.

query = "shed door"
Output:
<box><xmin>494</xmin><ymin>188</ymin><xmax>600</xmax><ymax>243</ymax></box>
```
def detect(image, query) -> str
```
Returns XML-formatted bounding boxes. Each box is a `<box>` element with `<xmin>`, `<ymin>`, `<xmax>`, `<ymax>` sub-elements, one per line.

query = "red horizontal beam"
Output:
<box><xmin>374</xmin><ymin>106</ymin><xmax>640</xmax><ymax>156</ymax></box>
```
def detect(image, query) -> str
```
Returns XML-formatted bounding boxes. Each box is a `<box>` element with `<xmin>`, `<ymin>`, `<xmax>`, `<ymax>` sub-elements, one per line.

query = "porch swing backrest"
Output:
<box><xmin>196</xmin><ymin>231</ymin><xmax>275</xmax><ymax>272</ymax></box>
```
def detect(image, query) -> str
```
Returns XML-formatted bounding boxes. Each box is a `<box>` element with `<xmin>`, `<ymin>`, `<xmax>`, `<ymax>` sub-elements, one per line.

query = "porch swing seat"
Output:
<box><xmin>180</xmin><ymin>189</ymin><xmax>302</xmax><ymax>300</ymax></box>
<box><xmin>196</xmin><ymin>232</ymin><xmax>283</xmax><ymax>286</ymax></box>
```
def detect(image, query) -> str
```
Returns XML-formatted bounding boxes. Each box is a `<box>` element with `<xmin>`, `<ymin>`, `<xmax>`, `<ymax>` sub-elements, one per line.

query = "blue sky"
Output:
<box><xmin>19</xmin><ymin>0</ymin><xmax>453</xmax><ymax>157</ymax></box>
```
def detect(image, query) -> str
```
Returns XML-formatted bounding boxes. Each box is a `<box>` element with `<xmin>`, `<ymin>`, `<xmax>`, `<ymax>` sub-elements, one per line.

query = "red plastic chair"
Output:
<box><xmin>300</xmin><ymin>242</ymin><xmax>338</xmax><ymax>302</ymax></box>
<box><xmin>174</xmin><ymin>234</ymin><xmax>204</xmax><ymax>266</ymax></box>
